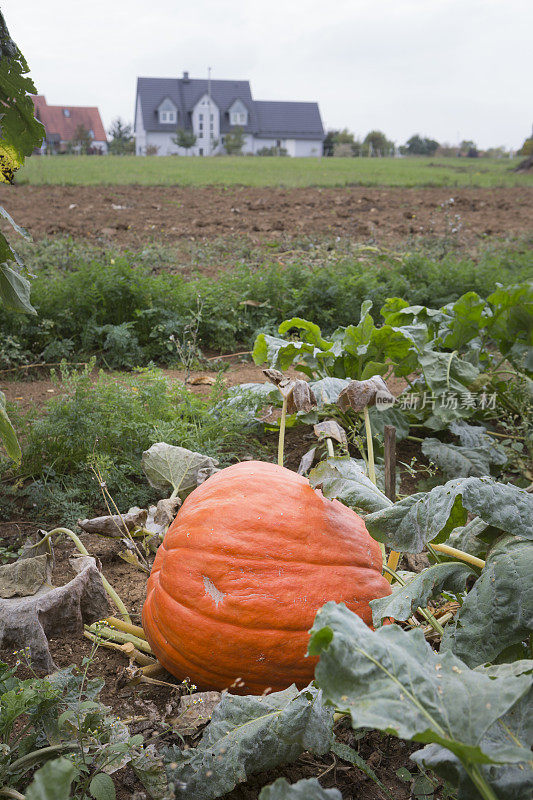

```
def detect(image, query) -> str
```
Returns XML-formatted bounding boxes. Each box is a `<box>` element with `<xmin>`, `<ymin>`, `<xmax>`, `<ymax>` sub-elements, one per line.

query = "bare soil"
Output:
<box><xmin>1</xmin><ymin>184</ymin><xmax>532</xmax><ymax>250</ymax></box>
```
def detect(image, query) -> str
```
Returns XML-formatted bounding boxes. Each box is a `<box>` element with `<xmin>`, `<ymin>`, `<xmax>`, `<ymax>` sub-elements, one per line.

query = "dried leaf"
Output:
<box><xmin>153</xmin><ymin>497</ymin><xmax>181</xmax><ymax>527</ymax></box>
<box><xmin>286</xmin><ymin>380</ymin><xmax>317</xmax><ymax>414</ymax></box>
<box><xmin>337</xmin><ymin>376</ymin><xmax>394</xmax><ymax>412</ymax></box>
<box><xmin>0</xmin><ymin>553</ymin><xmax>51</xmax><ymax>598</ymax></box>
<box><xmin>187</xmin><ymin>376</ymin><xmax>216</xmax><ymax>386</ymax></box>
<box><xmin>0</xmin><ymin>555</ymin><xmax>110</xmax><ymax>673</ymax></box>
<box><xmin>297</xmin><ymin>447</ymin><xmax>317</xmax><ymax>475</ymax></box>
<box><xmin>171</xmin><ymin>691</ymin><xmax>222</xmax><ymax>736</ymax></box>
<box><xmin>77</xmin><ymin>507</ymin><xmax>148</xmax><ymax>537</ymax></box>
<box><xmin>262</xmin><ymin>368</ymin><xmax>284</xmax><ymax>385</ymax></box>
<box><xmin>313</xmin><ymin>420</ymin><xmax>347</xmax><ymax>445</ymax></box>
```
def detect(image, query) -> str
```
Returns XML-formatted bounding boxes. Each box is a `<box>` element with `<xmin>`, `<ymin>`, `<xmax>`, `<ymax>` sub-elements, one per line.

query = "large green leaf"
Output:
<box><xmin>309</xmin><ymin>603</ymin><xmax>530</xmax><ymax>765</ymax></box>
<box><xmin>165</xmin><ymin>685</ymin><xmax>334</xmax><ymax>800</ymax></box>
<box><xmin>368</xmin><ymin>405</ymin><xmax>410</xmax><ymax>442</ymax></box>
<box><xmin>0</xmin><ymin>12</ymin><xmax>45</xmax><ymax>179</ymax></box>
<box><xmin>25</xmin><ymin>757</ymin><xmax>76</xmax><ymax>800</ymax></box>
<box><xmin>413</xmin><ymin>669</ymin><xmax>533</xmax><ymax>800</ymax></box>
<box><xmin>252</xmin><ymin>333</ymin><xmax>326</xmax><ymax>375</ymax></box>
<box><xmin>487</xmin><ymin>283</ymin><xmax>533</xmax><ymax>364</ymax></box>
<box><xmin>365</xmin><ymin>477</ymin><xmax>533</xmax><ymax>552</ymax></box>
<box><xmin>441</xmin><ymin>536</ymin><xmax>533</xmax><ymax>667</ymax></box>
<box><xmin>278</xmin><ymin>317</ymin><xmax>333</xmax><ymax>350</ymax></box>
<box><xmin>441</xmin><ymin>292</ymin><xmax>488</xmax><ymax>350</ymax></box>
<box><xmin>370</xmin><ymin>562</ymin><xmax>475</xmax><ymax>626</ymax></box>
<box><xmin>141</xmin><ymin>442</ymin><xmax>218</xmax><ymax>496</ymax></box>
<box><xmin>421</xmin><ymin>437</ymin><xmax>507</xmax><ymax>478</ymax></box>
<box><xmin>309</xmin><ymin>456</ymin><xmax>391</xmax><ymax>515</ymax></box>
<box><xmin>0</xmin><ymin>260</ymin><xmax>36</xmax><ymax>313</ymax></box>
<box><xmin>309</xmin><ymin>377</ymin><xmax>350</xmax><ymax>407</ymax></box>
<box><xmin>0</xmin><ymin>389</ymin><xmax>21</xmax><ymax>462</ymax></box>
<box><xmin>259</xmin><ymin>778</ymin><xmax>341</xmax><ymax>800</ymax></box>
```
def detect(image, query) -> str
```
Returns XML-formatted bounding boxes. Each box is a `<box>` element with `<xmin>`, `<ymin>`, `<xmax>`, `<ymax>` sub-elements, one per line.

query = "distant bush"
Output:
<box><xmin>256</xmin><ymin>146</ymin><xmax>288</xmax><ymax>156</ymax></box>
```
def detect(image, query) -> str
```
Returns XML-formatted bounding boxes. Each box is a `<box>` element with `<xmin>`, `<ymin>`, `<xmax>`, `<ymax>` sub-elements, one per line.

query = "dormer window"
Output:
<box><xmin>63</xmin><ymin>109</ymin><xmax>70</xmax><ymax>117</ymax></box>
<box><xmin>159</xmin><ymin>109</ymin><xmax>176</xmax><ymax>124</ymax></box>
<box><xmin>158</xmin><ymin>98</ymin><xmax>177</xmax><ymax>125</ymax></box>
<box><xmin>228</xmin><ymin>100</ymin><xmax>248</xmax><ymax>126</ymax></box>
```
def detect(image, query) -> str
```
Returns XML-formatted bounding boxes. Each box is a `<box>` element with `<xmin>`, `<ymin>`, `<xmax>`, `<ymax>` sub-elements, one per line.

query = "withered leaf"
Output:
<box><xmin>0</xmin><ymin>553</ymin><xmax>51</xmax><ymax>598</ymax></box>
<box><xmin>171</xmin><ymin>691</ymin><xmax>222</xmax><ymax>736</ymax></box>
<box><xmin>78</xmin><ymin>507</ymin><xmax>148</xmax><ymax>537</ymax></box>
<box><xmin>0</xmin><ymin>555</ymin><xmax>110</xmax><ymax>673</ymax></box>
<box><xmin>313</xmin><ymin>420</ymin><xmax>347</xmax><ymax>445</ymax></box>
<box><xmin>287</xmin><ymin>380</ymin><xmax>317</xmax><ymax>414</ymax></box>
<box><xmin>337</xmin><ymin>376</ymin><xmax>394</xmax><ymax>412</ymax></box>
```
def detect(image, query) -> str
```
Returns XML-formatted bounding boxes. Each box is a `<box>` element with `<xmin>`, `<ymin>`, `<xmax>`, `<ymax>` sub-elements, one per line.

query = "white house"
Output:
<box><xmin>134</xmin><ymin>72</ymin><xmax>324</xmax><ymax>157</ymax></box>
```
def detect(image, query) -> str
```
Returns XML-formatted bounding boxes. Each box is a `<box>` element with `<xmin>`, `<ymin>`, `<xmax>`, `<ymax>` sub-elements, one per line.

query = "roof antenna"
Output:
<box><xmin>207</xmin><ymin>66</ymin><xmax>212</xmax><ymax>157</ymax></box>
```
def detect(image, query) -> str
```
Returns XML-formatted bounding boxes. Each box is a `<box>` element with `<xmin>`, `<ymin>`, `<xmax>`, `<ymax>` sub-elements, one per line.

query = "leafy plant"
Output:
<box><xmin>309</xmin><ymin>603</ymin><xmax>532</xmax><ymax>800</ymax></box>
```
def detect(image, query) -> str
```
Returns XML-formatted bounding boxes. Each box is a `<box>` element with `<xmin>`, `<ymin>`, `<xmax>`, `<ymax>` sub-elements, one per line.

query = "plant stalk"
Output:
<box><xmin>0</xmin><ymin>789</ymin><xmax>26</xmax><ymax>800</ymax></box>
<box><xmin>29</xmin><ymin>527</ymin><xmax>132</xmax><ymax>623</ymax></box>
<box><xmin>326</xmin><ymin>438</ymin><xmax>334</xmax><ymax>458</ymax></box>
<box><xmin>463</xmin><ymin>763</ymin><xmax>500</xmax><ymax>800</ymax></box>
<box><xmin>278</xmin><ymin>396</ymin><xmax>288</xmax><ymax>467</ymax></box>
<box><xmin>363</xmin><ymin>406</ymin><xmax>376</xmax><ymax>485</ymax></box>
<box><xmin>106</xmin><ymin>616</ymin><xmax>147</xmax><ymax>640</ymax></box>
<box><xmin>431</xmin><ymin>543</ymin><xmax>485</xmax><ymax>569</ymax></box>
<box><xmin>85</xmin><ymin>624</ymin><xmax>153</xmax><ymax>654</ymax></box>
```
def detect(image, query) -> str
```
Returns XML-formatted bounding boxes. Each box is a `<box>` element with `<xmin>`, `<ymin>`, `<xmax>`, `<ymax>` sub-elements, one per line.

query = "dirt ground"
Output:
<box><xmin>1</xmin><ymin>184</ymin><xmax>532</xmax><ymax>247</ymax></box>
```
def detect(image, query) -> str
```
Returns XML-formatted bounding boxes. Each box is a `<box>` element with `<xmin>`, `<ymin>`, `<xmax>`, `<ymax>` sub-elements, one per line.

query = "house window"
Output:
<box><xmin>199</xmin><ymin>148</ymin><xmax>203</xmax><ymax>156</ymax></box>
<box><xmin>89</xmin><ymin>129</ymin><xmax>94</xmax><ymax>139</ymax></box>
<box><xmin>199</xmin><ymin>114</ymin><xmax>203</xmax><ymax>121</ymax></box>
<box><xmin>63</xmin><ymin>109</ymin><xmax>70</xmax><ymax>117</ymax></box>
<box><xmin>230</xmin><ymin>111</ymin><xmax>247</xmax><ymax>125</ymax></box>
<box><xmin>159</xmin><ymin>110</ymin><xmax>176</xmax><ymax>124</ymax></box>
<box><xmin>199</xmin><ymin>123</ymin><xmax>203</xmax><ymax>132</ymax></box>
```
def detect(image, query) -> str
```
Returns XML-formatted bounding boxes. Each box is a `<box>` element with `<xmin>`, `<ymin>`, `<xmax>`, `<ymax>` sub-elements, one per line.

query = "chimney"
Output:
<box><xmin>182</xmin><ymin>71</ymin><xmax>189</xmax><ymax>82</ymax></box>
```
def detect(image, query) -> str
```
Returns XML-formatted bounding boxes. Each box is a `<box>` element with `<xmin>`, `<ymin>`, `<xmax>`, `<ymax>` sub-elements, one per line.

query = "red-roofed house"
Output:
<box><xmin>32</xmin><ymin>96</ymin><xmax>108</xmax><ymax>154</ymax></box>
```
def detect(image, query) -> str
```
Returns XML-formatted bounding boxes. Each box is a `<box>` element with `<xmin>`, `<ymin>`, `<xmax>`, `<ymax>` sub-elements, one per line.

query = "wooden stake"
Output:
<box><xmin>384</xmin><ymin>425</ymin><xmax>400</xmax><ymax>581</ymax></box>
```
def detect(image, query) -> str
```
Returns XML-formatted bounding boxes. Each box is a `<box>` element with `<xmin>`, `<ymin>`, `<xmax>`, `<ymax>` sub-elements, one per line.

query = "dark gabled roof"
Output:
<box><xmin>135</xmin><ymin>76</ymin><xmax>324</xmax><ymax>140</ymax></box>
<box><xmin>135</xmin><ymin>76</ymin><xmax>257</xmax><ymax>133</ymax></box>
<box><xmin>254</xmin><ymin>101</ymin><xmax>324</xmax><ymax>140</ymax></box>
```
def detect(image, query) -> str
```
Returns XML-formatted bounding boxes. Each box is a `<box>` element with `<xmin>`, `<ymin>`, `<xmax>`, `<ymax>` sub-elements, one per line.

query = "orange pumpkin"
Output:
<box><xmin>142</xmin><ymin>460</ymin><xmax>391</xmax><ymax>694</ymax></box>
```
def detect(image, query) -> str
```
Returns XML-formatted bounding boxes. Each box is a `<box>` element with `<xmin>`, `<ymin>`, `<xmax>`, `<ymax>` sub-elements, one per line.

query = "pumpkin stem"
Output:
<box><xmin>278</xmin><ymin>395</ymin><xmax>288</xmax><ymax>467</ymax></box>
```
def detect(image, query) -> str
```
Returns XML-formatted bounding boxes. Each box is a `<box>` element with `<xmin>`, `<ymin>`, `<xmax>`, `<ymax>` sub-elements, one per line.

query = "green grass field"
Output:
<box><xmin>17</xmin><ymin>155</ymin><xmax>532</xmax><ymax>188</ymax></box>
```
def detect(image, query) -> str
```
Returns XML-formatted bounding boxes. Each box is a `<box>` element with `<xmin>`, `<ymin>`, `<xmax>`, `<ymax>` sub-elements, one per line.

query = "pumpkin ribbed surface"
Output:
<box><xmin>142</xmin><ymin>460</ymin><xmax>391</xmax><ymax>694</ymax></box>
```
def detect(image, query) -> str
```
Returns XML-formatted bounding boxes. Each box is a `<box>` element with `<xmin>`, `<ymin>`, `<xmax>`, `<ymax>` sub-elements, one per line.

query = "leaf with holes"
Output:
<box><xmin>164</xmin><ymin>685</ymin><xmax>334</xmax><ymax>800</ymax></box>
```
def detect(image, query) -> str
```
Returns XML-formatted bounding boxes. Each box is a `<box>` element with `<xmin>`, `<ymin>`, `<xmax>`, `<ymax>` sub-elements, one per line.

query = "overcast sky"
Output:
<box><xmin>5</xmin><ymin>0</ymin><xmax>532</xmax><ymax>149</ymax></box>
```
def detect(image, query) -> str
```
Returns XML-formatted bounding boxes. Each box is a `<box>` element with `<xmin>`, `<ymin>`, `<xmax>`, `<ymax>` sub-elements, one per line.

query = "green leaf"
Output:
<box><xmin>25</xmin><ymin>757</ymin><xmax>76</xmax><ymax>800</ymax></box>
<box><xmin>487</xmin><ymin>283</ymin><xmax>533</xmax><ymax>364</ymax></box>
<box><xmin>166</xmin><ymin>685</ymin><xmax>334</xmax><ymax>800</ymax></box>
<box><xmin>370</xmin><ymin>562</ymin><xmax>475</xmax><ymax>626</ymax></box>
<box><xmin>278</xmin><ymin>317</ymin><xmax>332</xmax><ymax>350</ymax></box>
<box><xmin>0</xmin><ymin>389</ymin><xmax>21</xmax><ymax>461</ymax></box>
<box><xmin>446</xmin><ymin>517</ymin><xmax>490</xmax><ymax>559</ymax></box>
<box><xmin>413</xmin><ymin>675</ymin><xmax>533</xmax><ymax>800</ymax></box>
<box><xmin>309</xmin><ymin>603</ymin><xmax>530</xmax><ymax>765</ymax></box>
<box><xmin>89</xmin><ymin>773</ymin><xmax>116</xmax><ymax>800</ymax></box>
<box><xmin>365</xmin><ymin>477</ymin><xmax>533</xmax><ymax>552</ymax></box>
<box><xmin>0</xmin><ymin>260</ymin><xmax>36</xmax><ymax>313</ymax></box>
<box><xmin>141</xmin><ymin>442</ymin><xmax>218</xmax><ymax>495</ymax></box>
<box><xmin>131</xmin><ymin>745</ymin><xmax>169</xmax><ymax>800</ymax></box>
<box><xmin>252</xmin><ymin>333</ymin><xmax>325</xmax><ymax>373</ymax></box>
<box><xmin>421</xmin><ymin>437</ymin><xmax>507</xmax><ymax>478</ymax></box>
<box><xmin>330</xmin><ymin>741</ymin><xmax>393</xmax><ymax>798</ymax></box>
<box><xmin>441</xmin><ymin>292</ymin><xmax>488</xmax><ymax>350</ymax></box>
<box><xmin>259</xmin><ymin>777</ymin><xmax>342</xmax><ymax>800</ymax></box>
<box><xmin>441</xmin><ymin>536</ymin><xmax>533</xmax><ymax>667</ymax></box>
<box><xmin>0</xmin><ymin>13</ymin><xmax>45</xmax><ymax>179</ymax></box>
<box><xmin>368</xmin><ymin>405</ymin><xmax>410</xmax><ymax>442</ymax></box>
<box><xmin>309</xmin><ymin>456</ymin><xmax>391</xmax><ymax>515</ymax></box>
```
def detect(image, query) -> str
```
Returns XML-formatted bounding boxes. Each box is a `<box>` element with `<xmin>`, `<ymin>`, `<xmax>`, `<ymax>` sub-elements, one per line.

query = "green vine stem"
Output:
<box><xmin>464</xmin><ymin>763</ymin><xmax>500</xmax><ymax>800</ymax></box>
<box><xmin>278</xmin><ymin>396</ymin><xmax>288</xmax><ymax>467</ymax></box>
<box><xmin>7</xmin><ymin>743</ymin><xmax>79</xmax><ymax>777</ymax></box>
<box><xmin>431</xmin><ymin>543</ymin><xmax>485</xmax><ymax>570</ymax></box>
<box><xmin>29</xmin><ymin>527</ymin><xmax>132</xmax><ymax>623</ymax></box>
<box><xmin>84</xmin><ymin>624</ymin><xmax>153</xmax><ymax>654</ymax></box>
<box><xmin>0</xmin><ymin>789</ymin><xmax>25</xmax><ymax>800</ymax></box>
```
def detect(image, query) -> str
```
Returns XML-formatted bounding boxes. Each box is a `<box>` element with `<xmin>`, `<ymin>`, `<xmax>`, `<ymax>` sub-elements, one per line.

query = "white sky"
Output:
<box><xmin>5</xmin><ymin>0</ymin><xmax>532</xmax><ymax>149</ymax></box>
